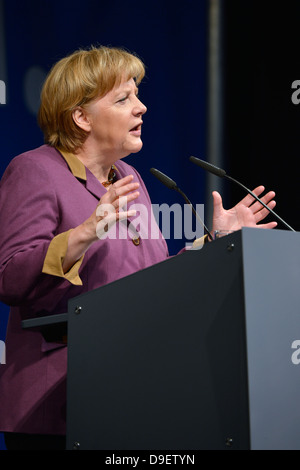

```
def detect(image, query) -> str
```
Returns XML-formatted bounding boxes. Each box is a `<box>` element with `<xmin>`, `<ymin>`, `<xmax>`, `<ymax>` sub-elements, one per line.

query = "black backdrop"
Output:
<box><xmin>223</xmin><ymin>0</ymin><xmax>300</xmax><ymax>232</ymax></box>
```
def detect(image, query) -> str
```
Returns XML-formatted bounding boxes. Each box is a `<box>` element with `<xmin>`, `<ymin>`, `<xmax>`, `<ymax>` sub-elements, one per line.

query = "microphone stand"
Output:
<box><xmin>150</xmin><ymin>168</ymin><xmax>213</xmax><ymax>241</ymax></box>
<box><xmin>224</xmin><ymin>174</ymin><xmax>295</xmax><ymax>232</ymax></box>
<box><xmin>189</xmin><ymin>156</ymin><xmax>296</xmax><ymax>232</ymax></box>
<box><xmin>174</xmin><ymin>187</ymin><xmax>213</xmax><ymax>241</ymax></box>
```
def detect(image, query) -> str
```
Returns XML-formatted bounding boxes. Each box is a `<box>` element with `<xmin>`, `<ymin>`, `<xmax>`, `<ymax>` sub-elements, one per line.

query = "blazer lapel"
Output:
<box><xmin>85</xmin><ymin>166</ymin><xmax>107</xmax><ymax>201</ymax></box>
<box><xmin>57</xmin><ymin>148</ymin><xmax>107</xmax><ymax>201</ymax></box>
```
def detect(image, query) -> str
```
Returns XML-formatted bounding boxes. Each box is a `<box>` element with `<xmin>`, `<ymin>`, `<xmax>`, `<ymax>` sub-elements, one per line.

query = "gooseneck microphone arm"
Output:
<box><xmin>150</xmin><ymin>168</ymin><xmax>214</xmax><ymax>241</ymax></box>
<box><xmin>189</xmin><ymin>156</ymin><xmax>296</xmax><ymax>232</ymax></box>
<box><xmin>175</xmin><ymin>186</ymin><xmax>213</xmax><ymax>240</ymax></box>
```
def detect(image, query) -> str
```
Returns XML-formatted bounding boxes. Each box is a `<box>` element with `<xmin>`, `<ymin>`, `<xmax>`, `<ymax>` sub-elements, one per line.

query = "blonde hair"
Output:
<box><xmin>38</xmin><ymin>46</ymin><xmax>145</xmax><ymax>153</ymax></box>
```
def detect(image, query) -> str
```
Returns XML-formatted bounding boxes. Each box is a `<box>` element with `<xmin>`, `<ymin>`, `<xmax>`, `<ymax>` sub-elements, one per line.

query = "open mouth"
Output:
<box><xmin>129</xmin><ymin>122</ymin><xmax>143</xmax><ymax>133</ymax></box>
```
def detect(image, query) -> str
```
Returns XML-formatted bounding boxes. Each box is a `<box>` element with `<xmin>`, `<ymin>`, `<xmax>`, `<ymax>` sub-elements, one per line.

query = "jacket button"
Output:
<box><xmin>132</xmin><ymin>236</ymin><xmax>140</xmax><ymax>246</ymax></box>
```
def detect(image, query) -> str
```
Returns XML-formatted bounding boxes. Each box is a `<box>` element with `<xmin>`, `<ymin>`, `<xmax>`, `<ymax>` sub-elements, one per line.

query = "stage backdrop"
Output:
<box><xmin>222</xmin><ymin>0</ymin><xmax>300</xmax><ymax>233</ymax></box>
<box><xmin>0</xmin><ymin>0</ymin><xmax>208</xmax><ymax>449</ymax></box>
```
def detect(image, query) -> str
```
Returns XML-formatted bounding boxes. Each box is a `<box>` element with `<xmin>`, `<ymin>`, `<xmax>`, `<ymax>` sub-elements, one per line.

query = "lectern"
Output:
<box><xmin>22</xmin><ymin>228</ymin><xmax>300</xmax><ymax>449</ymax></box>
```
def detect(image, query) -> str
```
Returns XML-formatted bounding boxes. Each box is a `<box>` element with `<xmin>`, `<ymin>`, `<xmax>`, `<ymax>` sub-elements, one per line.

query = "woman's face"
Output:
<box><xmin>81</xmin><ymin>77</ymin><xmax>147</xmax><ymax>160</ymax></box>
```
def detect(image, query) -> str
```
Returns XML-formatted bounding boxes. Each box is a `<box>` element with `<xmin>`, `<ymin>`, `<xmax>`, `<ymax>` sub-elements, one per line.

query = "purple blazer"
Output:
<box><xmin>0</xmin><ymin>145</ymin><xmax>169</xmax><ymax>435</ymax></box>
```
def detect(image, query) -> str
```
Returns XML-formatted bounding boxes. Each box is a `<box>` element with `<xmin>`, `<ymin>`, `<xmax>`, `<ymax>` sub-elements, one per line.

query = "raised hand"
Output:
<box><xmin>95</xmin><ymin>175</ymin><xmax>139</xmax><ymax>239</ymax></box>
<box><xmin>62</xmin><ymin>175</ymin><xmax>140</xmax><ymax>273</ymax></box>
<box><xmin>212</xmin><ymin>186</ymin><xmax>278</xmax><ymax>233</ymax></box>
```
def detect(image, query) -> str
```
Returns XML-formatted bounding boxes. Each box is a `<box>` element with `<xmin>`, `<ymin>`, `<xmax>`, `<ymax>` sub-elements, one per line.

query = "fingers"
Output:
<box><xmin>110</xmin><ymin>174</ymin><xmax>139</xmax><ymax>199</ymax></box>
<box><xmin>237</xmin><ymin>186</ymin><xmax>266</xmax><ymax>208</ymax></box>
<box><xmin>95</xmin><ymin>208</ymin><xmax>137</xmax><ymax>239</ymax></box>
<box><xmin>239</xmin><ymin>186</ymin><xmax>275</xmax><ymax>209</ymax></box>
<box><xmin>236</xmin><ymin>186</ymin><xmax>276</xmax><ymax>221</ymax></box>
<box><xmin>254</xmin><ymin>200</ymin><xmax>276</xmax><ymax>223</ymax></box>
<box><xmin>102</xmin><ymin>175</ymin><xmax>140</xmax><ymax>208</ymax></box>
<box><xmin>211</xmin><ymin>191</ymin><xmax>223</xmax><ymax>215</ymax></box>
<box><xmin>95</xmin><ymin>175</ymin><xmax>139</xmax><ymax>239</ymax></box>
<box><xmin>112</xmin><ymin>174</ymin><xmax>134</xmax><ymax>188</ymax></box>
<box><xmin>249</xmin><ymin>189</ymin><xmax>276</xmax><ymax>213</ymax></box>
<box><xmin>212</xmin><ymin>186</ymin><xmax>278</xmax><ymax>232</ymax></box>
<box><xmin>246</xmin><ymin>188</ymin><xmax>276</xmax><ymax>225</ymax></box>
<box><xmin>255</xmin><ymin>221</ymin><xmax>278</xmax><ymax>230</ymax></box>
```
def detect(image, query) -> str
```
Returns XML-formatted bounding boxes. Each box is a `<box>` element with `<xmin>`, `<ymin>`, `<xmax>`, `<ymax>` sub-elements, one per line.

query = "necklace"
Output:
<box><xmin>101</xmin><ymin>165</ymin><xmax>118</xmax><ymax>187</ymax></box>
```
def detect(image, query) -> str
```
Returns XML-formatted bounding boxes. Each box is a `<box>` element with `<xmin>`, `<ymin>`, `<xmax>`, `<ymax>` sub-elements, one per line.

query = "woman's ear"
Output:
<box><xmin>72</xmin><ymin>107</ymin><xmax>91</xmax><ymax>132</ymax></box>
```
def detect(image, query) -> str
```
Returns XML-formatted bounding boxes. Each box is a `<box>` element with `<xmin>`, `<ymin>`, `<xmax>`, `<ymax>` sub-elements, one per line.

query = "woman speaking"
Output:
<box><xmin>0</xmin><ymin>45</ymin><xmax>276</xmax><ymax>449</ymax></box>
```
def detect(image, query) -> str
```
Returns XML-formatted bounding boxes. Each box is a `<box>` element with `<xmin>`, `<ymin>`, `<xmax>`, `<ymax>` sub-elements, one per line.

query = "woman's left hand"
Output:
<box><xmin>212</xmin><ymin>186</ymin><xmax>278</xmax><ymax>233</ymax></box>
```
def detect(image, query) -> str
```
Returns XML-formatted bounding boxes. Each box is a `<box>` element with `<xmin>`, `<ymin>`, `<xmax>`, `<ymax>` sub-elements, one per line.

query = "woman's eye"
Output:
<box><xmin>118</xmin><ymin>96</ymin><xmax>127</xmax><ymax>103</ymax></box>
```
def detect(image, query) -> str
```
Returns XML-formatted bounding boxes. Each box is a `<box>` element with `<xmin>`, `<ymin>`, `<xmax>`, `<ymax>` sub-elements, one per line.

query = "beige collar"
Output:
<box><xmin>58</xmin><ymin>149</ymin><xmax>87</xmax><ymax>180</ymax></box>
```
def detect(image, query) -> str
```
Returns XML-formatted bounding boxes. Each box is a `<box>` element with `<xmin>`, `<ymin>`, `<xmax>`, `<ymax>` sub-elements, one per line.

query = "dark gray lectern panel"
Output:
<box><xmin>242</xmin><ymin>228</ymin><xmax>300</xmax><ymax>450</ymax></box>
<box><xmin>66</xmin><ymin>231</ymin><xmax>250</xmax><ymax>450</ymax></box>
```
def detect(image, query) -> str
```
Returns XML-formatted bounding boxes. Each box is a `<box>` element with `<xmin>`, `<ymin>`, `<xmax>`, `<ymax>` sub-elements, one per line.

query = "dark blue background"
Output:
<box><xmin>0</xmin><ymin>0</ymin><xmax>208</xmax><ymax>243</ymax></box>
<box><xmin>0</xmin><ymin>0</ymin><xmax>208</xmax><ymax>449</ymax></box>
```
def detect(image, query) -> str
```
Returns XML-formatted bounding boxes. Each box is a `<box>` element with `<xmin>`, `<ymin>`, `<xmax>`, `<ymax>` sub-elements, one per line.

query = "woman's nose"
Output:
<box><xmin>134</xmin><ymin>97</ymin><xmax>147</xmax><ymax>116</ymax></box>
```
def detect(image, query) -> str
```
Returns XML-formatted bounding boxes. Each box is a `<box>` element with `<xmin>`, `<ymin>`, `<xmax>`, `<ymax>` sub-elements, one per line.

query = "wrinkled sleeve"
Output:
<box><xmin>191</xmin><ymin>235</ymin><xmax>208</xmax><ymax>249</ymax></box>
<box><xmin>175</xmin><ymin>235</ymin><xmax>208</xmax><ymax>255</ymax></box>
<box><xmin>0</xmin><ymin>156</ymin><xmax>83</xmax><ymax>310</ymax></box>
<box><xmin>42</xmin><ymin>230</ymin><xmax>84</xmax><ymax>286</ymax></box>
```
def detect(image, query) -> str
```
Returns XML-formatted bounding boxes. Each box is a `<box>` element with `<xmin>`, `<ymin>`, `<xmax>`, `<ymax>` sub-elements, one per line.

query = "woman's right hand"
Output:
<box><xmin>95</xmin><ymin>175</ymin><xmax>140</xmax><ymax>239</ymax></box>
<box><xmin>62</xmin><ymin>175</ymin><xmax>140</xmax><ymax>273</ymax></box>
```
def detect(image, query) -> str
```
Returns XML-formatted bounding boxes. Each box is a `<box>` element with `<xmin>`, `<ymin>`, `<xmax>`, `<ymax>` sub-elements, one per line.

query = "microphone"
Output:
<box><xmin>150</xmin><ymin>167</ymin><xmax>213</xmax><ymax>241</ymax></box>
<box><xmin>189</xmin><ymin>156</ymin><xmax>295</xmax><ymax>232</ymax></box>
